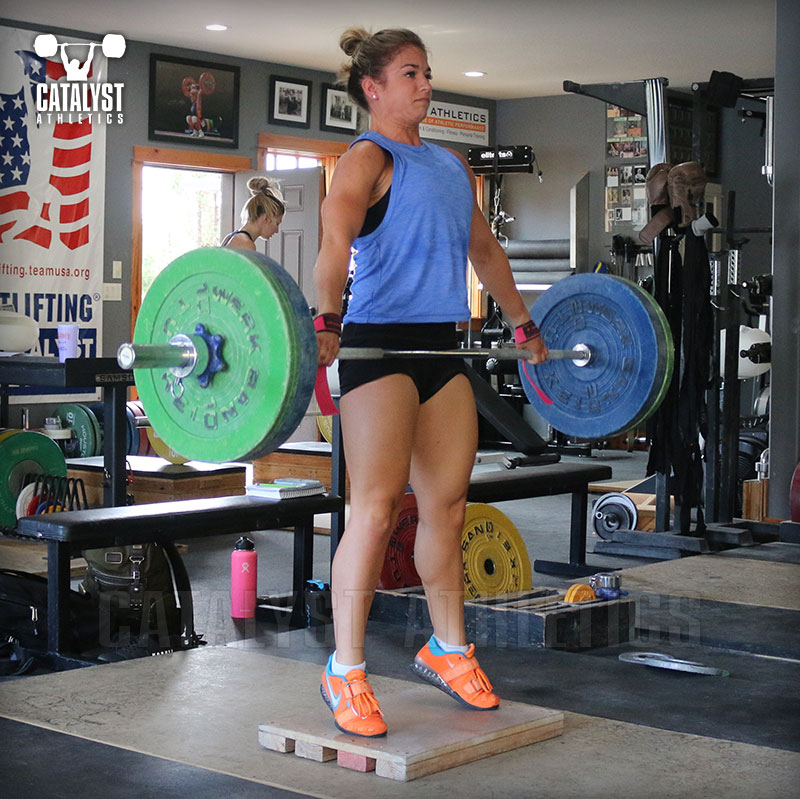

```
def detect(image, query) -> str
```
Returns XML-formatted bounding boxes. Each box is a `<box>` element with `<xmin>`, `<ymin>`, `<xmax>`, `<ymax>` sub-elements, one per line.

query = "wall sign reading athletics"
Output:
<box><xmin>420</xmin><ymin>100</ymin><xmax>489</xmax><ymax>146</ymax></box>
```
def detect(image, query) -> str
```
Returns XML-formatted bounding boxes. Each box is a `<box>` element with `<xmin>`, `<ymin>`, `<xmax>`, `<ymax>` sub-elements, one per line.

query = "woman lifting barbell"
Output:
<box><xmin>221</xmin><ymin>177</ymin><xmax>285</xmax><ymax>251</ymax></box>
<box><xmin>313</xmin><ymin>27</ymin><xmax>547</xmax><ymax>738</ymax></box>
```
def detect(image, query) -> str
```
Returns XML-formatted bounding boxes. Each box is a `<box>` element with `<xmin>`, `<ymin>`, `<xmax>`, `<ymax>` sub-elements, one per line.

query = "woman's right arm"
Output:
<box><xmin>313</xmin><ymin>142</ymin><xmax>386</xmax><ymax>365</ymax></box>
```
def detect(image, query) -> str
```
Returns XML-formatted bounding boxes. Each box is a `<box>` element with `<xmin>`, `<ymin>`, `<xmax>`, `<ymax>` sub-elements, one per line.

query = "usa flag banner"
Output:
<box><xmin>0</xmin><ymin>26</ymin><xmax>106</xmax><ymax>391</ymax></box>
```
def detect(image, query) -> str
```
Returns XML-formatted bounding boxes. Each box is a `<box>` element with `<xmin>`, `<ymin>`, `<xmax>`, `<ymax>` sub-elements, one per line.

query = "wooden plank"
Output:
<box><xmin>588</xmin><ymin>479</ymin><xmax>642</xmax><ymax>494</ymax></box>
<box><xmin>294</xmin><ymin>740</ymin><xmax>337</xmax><ymax>762</ymax></box>
<box><xmin>0</xmin><ymin>539</ymin><xmax>86</xmax><ymax>578</ymax></box>
<box><xmin>259</xmin><ymin>731</ymin><xmax>294</xmax><ymax>753</ymax></box>
<box><xmin>258</xmin><ymin>687</ymin><xmax>563</xmax><ymax>782</ymax></box>
<box><xmin>742</xmin><ymin>478</ymin><xmax>769</xmax><ymax>521</ymax></box>
<box><xmin>67</xmin><ymin>458</ymin><xmax>246</xmax><ymax>506</ymax></box>
<box><xmin>251</xmin><ymin>446</ymin><xmax>350</xmax><ymax>499</ymax></box>
<box><xmin>377</xmin><ymin>719</ymin><xmax>565</xmax><ymax>781</ymax></box>
<box><xmin>337</xmin><ymin>750</ymin><xmax>376</xmax><ymax>772</ymax></box>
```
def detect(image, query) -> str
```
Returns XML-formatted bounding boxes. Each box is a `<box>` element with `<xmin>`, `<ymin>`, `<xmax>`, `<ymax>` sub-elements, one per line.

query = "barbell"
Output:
<box><xmin>182</xmin><ymin>73</ymin><xmax>216</xmax><ymax>98</ymax></box>
<box><xmin>118</xmin><ymin>248</ymin><xmax>674</xmax><ymax>463</ymax></box>
<box><xmin>34</xmin><ymin>33</ymin><xmax>126</xmax><ymax>60</ymax></box>
<box><xmin>117</xmin><ymin>341</ymin><xmax>591</xmax><ymax>370</ymax></box>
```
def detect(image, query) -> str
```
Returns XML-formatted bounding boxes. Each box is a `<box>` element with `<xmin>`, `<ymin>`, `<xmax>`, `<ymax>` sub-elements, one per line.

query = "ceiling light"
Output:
<box><xmin>464</xmin><ymin>71</ymin><xmax>486</xmax><ymax>78</ymax></box>
<box><xmin>206</xmin><ymin>24</ymin><xmax>228</xmax><ymax>32</ymax></box>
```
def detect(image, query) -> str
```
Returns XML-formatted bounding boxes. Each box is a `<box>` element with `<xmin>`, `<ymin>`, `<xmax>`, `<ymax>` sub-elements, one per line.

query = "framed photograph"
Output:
<box><xmin>320</xmin><ymin>83</ymin><xmax>359</xmax><ymax>133</ymax></box>
<box><xmin>149</xmin><ymin>54</ymin><xmax>240</xmax><ymax>147</ymax></box>
<box><xmin>269</xmin><ymin>75</ymin><xmax>312</xmax><ymax>128</ymax></box>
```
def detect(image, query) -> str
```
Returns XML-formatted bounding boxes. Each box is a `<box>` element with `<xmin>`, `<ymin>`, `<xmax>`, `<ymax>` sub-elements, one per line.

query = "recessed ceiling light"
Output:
<box><xmin>464</xmin><ymin>71</ymin><xmax>486</xmax><ymax>78</ymax></box>
<box><xmin>206</xmin><ymin>24</ymin><xmax>228</xmax><ymax>32</ymax></box>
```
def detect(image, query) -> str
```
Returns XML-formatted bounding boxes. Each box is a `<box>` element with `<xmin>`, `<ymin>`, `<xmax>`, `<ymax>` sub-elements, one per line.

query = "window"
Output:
<box><xmin>265</xmin><ymin>153</ymin><xmax>321</xmax><ymax>170</ymax></box>
<box><xmin>140</xmin><ymin>166</ymin><xmax>225</xmax><ymax>298</ymax></box>
<box><xmin>130</xmin><ymin>146</ymin><xmax>252</xmax><ymax>338</ymax></box>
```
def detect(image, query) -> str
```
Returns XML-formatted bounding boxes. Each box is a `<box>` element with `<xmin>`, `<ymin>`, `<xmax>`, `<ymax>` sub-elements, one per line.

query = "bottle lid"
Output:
<box><xmin>234</xmin><ymin>536</ymin><xmax>255</xmax><ymax>550</ymax></box>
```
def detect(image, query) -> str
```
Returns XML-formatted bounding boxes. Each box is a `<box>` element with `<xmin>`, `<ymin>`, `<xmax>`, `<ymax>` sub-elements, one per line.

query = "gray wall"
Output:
<box><xmin>494</xmin><ymin>95</ymin><xmax>607</xmax><ymax>266</ymax></box>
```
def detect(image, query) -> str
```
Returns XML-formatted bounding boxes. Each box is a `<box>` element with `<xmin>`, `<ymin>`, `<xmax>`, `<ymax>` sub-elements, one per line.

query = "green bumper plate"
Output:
<box><xmin>134</xmin><ymin>248</ymin><xmax>316</xmax><ymax>463</ymax></box>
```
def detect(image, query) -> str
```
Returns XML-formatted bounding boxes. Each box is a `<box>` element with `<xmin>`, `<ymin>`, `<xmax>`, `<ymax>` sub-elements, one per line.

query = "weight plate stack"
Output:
<box><xmin>127</xmin><ymin>400</ymin><xmax>150</xmax><ymax>455</ymax></box>
<box><xmin>377</xmin><ymin>492</ymin><xmax>421</xmax><ymax>589</ymax></box>
<box><xmin>55</xmin><ymin>403</ymin><xmax>99</xmax><ymax>458</ymax></box>
<box><xmin>87</xmin><ymin>402</ymin><xmax>103</xmax><ymax>456</ymax></box>
<box><xmin>87</xmin><ymin>401</ymin><xmax>148</xmax><ymax>458</ymax></box>
<box><xmin>85</xmin><ymin>401</ymin><xmax>106</xmax><ymax>451</ymax></box>
<box><xmin>133</xmin><ymin>248</ymin><xmax>316</xmax><ymax>463</ymax></box>
<box><xmin>624</xmin><ymin>280</ymin><xmax>675</xmax><ymax>431</ymax></box>
<box><xmin>15</xmin><ymin>482</ymin><xmax>38</xmax><ymax>520</ymax></box>
<box><xmin>461</xmin><ymin>503</ymin><xmax>532</xmax><ymax>599</ymax></box>
<box><xmin>592</xmin><ymin>492</ymin><xmax>639</xmax><ymax>539</ymax></box>
<box><xmin>0</xmin><ymin>431</ymin><xmax>67</xmax><ymax>527</ymax></box>
<box><xmin>518</xmin><ymin>273</ymin><xmax>674</xmax><ymax>439</ymax></box>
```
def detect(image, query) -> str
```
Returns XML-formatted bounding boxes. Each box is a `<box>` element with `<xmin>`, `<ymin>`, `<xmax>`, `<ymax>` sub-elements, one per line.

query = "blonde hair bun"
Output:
<box><xmin>339</xmin><ymin>27</ymin><xmax>369</xmax><ymax>59</ymax></box>
<box><xmin>247</xmin><ymin>176</ymin><xmax>281</xmax><ymax>199</ymax></box>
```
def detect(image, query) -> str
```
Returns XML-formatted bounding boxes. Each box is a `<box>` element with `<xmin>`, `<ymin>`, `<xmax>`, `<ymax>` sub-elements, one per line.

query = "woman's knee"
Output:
<box><xmin>350</xmin><ymin>492</ymin><xmax>407</xmax><ymax>539</ymax></box>
<box><xmin>416</xmin><ymin>494</ymin><xmax>468</xmax><ymax>539</ymax></box>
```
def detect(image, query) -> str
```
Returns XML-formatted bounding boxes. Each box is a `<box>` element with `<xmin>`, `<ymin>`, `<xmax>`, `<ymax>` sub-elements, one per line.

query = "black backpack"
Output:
<box><xmin>0</xmin><ymin>567</ymin><xmax>101</xmax><ymax>653</ymax></box>
<box><xmin>81</xmin><ymin>542</ymin><xmax>200</xmax><ymax>657</ymax></box>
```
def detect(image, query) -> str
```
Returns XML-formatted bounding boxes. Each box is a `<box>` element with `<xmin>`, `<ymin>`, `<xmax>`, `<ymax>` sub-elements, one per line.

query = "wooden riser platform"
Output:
<box><xmin>259</xmin><ymin>683</ymin><xmax>563</xmax><ymax>781</ymax></box>
<box><xmin>371</xmin><ymin>587</ymin><xmax>636</xmax><ymax>650</ymax></box>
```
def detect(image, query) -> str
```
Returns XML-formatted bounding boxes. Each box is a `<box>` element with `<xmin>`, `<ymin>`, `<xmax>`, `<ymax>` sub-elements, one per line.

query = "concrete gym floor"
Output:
<box><xmin>1</xmin><ymin>449</ymin><xmax>799</xmax><ymax>798</ymax></box>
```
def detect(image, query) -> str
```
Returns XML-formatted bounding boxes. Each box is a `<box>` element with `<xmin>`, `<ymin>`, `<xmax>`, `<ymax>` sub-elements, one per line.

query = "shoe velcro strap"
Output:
<box><xmin>440</xmin><ymin>656</ymin><xmax>482</xmax><ymax>683</ymax></box>
<box><xmin>343</xmin><ymin>679</ymin><xmax>374</xmax><ymax>700</ymax></box>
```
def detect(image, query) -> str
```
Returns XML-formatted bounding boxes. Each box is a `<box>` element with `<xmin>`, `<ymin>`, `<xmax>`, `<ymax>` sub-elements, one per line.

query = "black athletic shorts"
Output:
<box><xmin>338</xmin><ymin>322</ymin><xmax>468</xmax><ymax>403</ymax></box>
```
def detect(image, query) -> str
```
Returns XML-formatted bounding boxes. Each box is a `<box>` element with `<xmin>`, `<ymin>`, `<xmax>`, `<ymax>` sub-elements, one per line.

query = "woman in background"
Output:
<box><xmin>222</xmin><ymin>177</ymin><xmax>284</xmax><ymax>249</ymax></box>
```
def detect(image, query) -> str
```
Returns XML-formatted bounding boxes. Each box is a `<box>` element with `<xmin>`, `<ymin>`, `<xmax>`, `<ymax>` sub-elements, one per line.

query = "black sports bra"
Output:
<box><xmin>221</xmin><ymin>229</ymin><xmax>255</xmax><ymax>247</ymax></box>
<box><xmin>358</xmin><ymin>187</ymin><xmax>391</xmax><ymax>238</ymax></box>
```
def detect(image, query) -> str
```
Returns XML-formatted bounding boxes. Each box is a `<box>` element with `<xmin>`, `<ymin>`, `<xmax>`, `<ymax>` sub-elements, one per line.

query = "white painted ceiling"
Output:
<box><xmin>1</xmin><ymin>0</ymin><xmax>776</xmax><ymax>99</ymax></box>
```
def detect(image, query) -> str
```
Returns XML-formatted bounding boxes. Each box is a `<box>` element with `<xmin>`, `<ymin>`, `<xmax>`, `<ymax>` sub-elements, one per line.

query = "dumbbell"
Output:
<box><xmin>33</xmin><ymin>33</ymin><xmax>126</xmax><ymax>60</ymax></box>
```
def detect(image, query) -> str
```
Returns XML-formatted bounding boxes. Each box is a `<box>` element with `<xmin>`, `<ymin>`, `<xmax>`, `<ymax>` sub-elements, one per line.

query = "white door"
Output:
<box><xmin>233</xmin><ymin>166</ymin><xmax>324</xmax><ymax>444</ymax></box>
<box><xmin>233</xmin><ymin>167</ymin><xmax>322</xmax><ymax>312</ymax></box>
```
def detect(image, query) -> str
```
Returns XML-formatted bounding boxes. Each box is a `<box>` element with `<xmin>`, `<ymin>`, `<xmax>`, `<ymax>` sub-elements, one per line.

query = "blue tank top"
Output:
<box><xmin>344</xmin><ymin>131</ymin><xmax>473</xmax><ymax>324</ymax></box>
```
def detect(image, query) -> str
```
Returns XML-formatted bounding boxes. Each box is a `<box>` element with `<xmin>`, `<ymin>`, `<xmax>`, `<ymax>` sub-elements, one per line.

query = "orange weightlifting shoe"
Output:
<box><xmin>411</xmin><ymin>636</ymin><xmax>500</xmax><ymax>710</ymax></box>
<box><xmin>320</xmin><ymin>657</ymin><xmax>387</xmax><ymax>738</ymax></box>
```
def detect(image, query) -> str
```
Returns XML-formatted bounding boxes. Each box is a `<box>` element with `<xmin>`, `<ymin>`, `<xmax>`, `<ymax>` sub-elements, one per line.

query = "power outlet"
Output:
<box><xmin>112</xmin><ymin>260</ymin><xmax>122</xmax><ymax>279</ymax></box>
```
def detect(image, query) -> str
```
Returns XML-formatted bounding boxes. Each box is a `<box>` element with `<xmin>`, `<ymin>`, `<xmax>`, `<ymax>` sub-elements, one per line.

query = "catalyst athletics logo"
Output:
<box><xmin>32</xmin><ymin>32</ymin><xmax>126</xmax><ymax>124</ymax></box>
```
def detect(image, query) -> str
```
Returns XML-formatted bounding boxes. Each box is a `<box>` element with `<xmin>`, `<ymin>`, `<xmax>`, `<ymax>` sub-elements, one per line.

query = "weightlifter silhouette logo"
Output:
<box><xmin>31</xmin><ymin>32</ymin><xmax>126</xmax><ymax>124</ymax></box>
